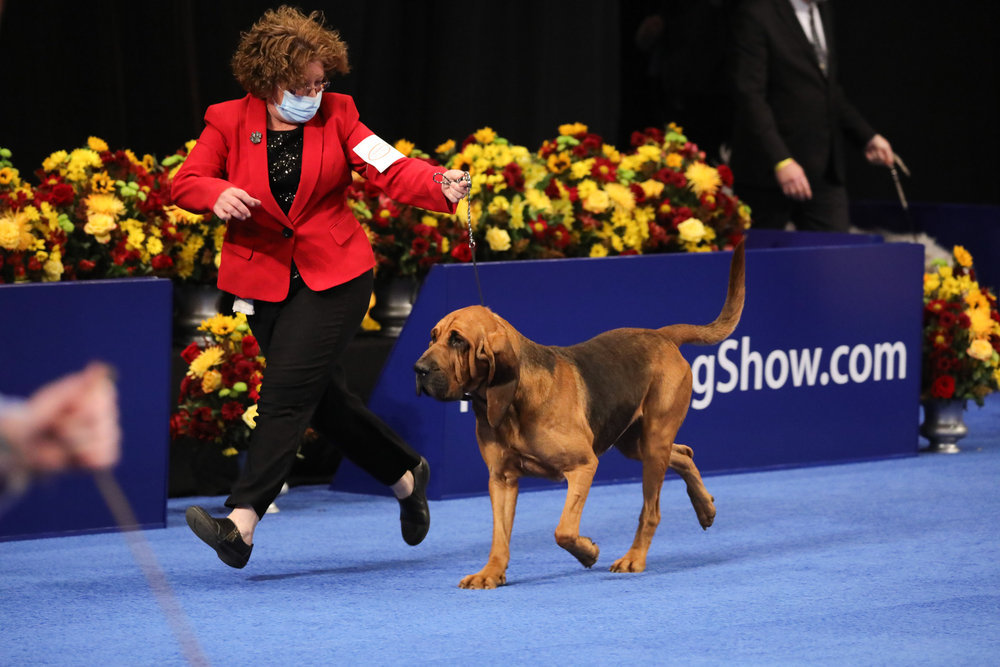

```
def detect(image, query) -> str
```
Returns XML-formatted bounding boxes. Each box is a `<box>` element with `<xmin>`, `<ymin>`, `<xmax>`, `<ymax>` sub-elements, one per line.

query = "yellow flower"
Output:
<box><xmin>967</xmin><ymin>338</ymin><xmax>994</xmax><ymax>361</ymax></box>
<box><xmin>923</xmin><ymin>273</ymin><xmax>941</xmax><ymax>295</ymax></box>
<box><xmin>164</xmin><ymin>205</ymin><xmax>205</xmax><ymax>225</ymax></box>
<box><xmin>952</xmin><ymin>245</ymin><xmax>973</xmax><ymax>268</ymax></box>
<box><xmin>558</xmin><ymin>122</ymin><xmax>588</xmax><ymax>136</ymax></box>
<box><xmin>484</xmin><ymin>226</ymin><xmax>512</xmax><ymax>252</ymax></box>
<box><xmin>87</xmin><ymin>136</ymin><xmax>109</xmax><ymax>152</ymax></box>
<box><xmin>582</xmin><ymin>189</ymin><xmax>611</xmax><ymax>214</ymax></box>
<box><xmin>639</xmin><ymin>179</ymin><xmax>665</xmax><ymax>199</ymax></box>
<box><xmin>185</xmin><ymin>139</ymin><xmax>197</xmax><ymax>153</ymax></box>
<box><xmin>570</xmin><ymin>158</ymin><xmax>595</xmax><ymax>180</ymax></box>
<box><xmin>146</xmin><ymin>236</ymin><xmax>164</xmax><ymax>256</ymax></box>
<box><xmin>43</xmin><ymin>254</ymin><xmax>64</xmax><ymax>282</ymax></box>
<box><xmin>85</xmin><ymin>192</ymin><xmax>126</xmax><ymax>217</ymax></box>
<box><xmin>66</xmin><ymin>148</ymin><xmax>102</xmax><ymax>182</ymax></box>
<box><xmin>968</xmin><ymin>307</ymin><xmax>993</xmax><ymax>336</ymax></box>
<box><xmin>547</xmin><ymin>151</ymin><xmax>572</xmax><ymax>174</ymax></box>
<box><xmin>435</xmin><ymin>139</ymin><xmax>456</xmax><ymax>154</ymax></box>
<box><xmin>201</xmin><ymin>313</ymin><xmax>239</xmax><ymax>337</ymax></box>
<box><xmin>605</xmin><ymin>183</ymin><xmax>635</xmax><ymax>211</ymax></box>
<box><xmin>474</xmin><ymin>127</ymin><xmax>497</xmax><ymax>144</ymax></box>
<box><xmin>89</xmin><ymin>171</ymin><xmax>115</xmax><ymax>193</ymax></box>
<box><xmin>601</xmin><ymin>144</ymin><xmax>621</xmax><ymax>163</ymax></box>
<box><xmin>394</xmin><ymin>139</ymin><xmax>415</xmax><ymax>157</ymax></box>
<box><xmin>84</xmin><ymin>213</ymin><xmax>117</xmax><ymax>242</ymax></box>
<box><xmin>420</xmin><ymin>215</ymin><xmax>439</xmax><ymax>228</ymax></box>
<box><xmin>685</xmin><ymin>162</ymin><xmax>722</xmax><ymax>196</ymax></box>
<box><xmin>589</xmin><ymin>243</ymin><xmax>609</xmax><ymax>258</ymax></box>
<box><xmin>525</xmin><ymin>188</ymin><xmax>552</xmax><ymax>214</ymax></box>
<box><xmin>0</xmin><ymin>214</ymin><xmax>29</xmax><ymax>250</ymax></box>
<box><xmin>188</xmin><ymin>346</ymin><xmax>225</xmax><ymax>378</ymax></box>
<box><xmin>665</xmin><ymin>153</ymin><xmax>684</xmax><ymax>169</ymax></box>
<box><xmin>487</xmin><ymin>196</ymin><xmax>511</xmax><ymax>216</ymax></box>
<box><xmin>42</xmin><ymin>150</ymin><xmax>68</xmax><ymax>172</ymax></box>
<box><xmin>242</xmin><ymin>404</ymin><xmax>259</xmax><ymax>429</ymax></box>
<box><xmin>577</xmin><ymin>179</ymin><xmax>599</xmax><ymax>200</ymax></box>
<box><xmin>677</xmin><ymin>217</ymin><xmax>708</xmax><ymax>243</ymax></box>
<box><xmin>201</xmin><ymin>369</ymin><xmax>223</xmax><ymax>394</ymax></box>
<box><xmin>221</xmin><ymin>447</ymin><xmax>239</xmax><ymax>457</ymax></box>
<box><xmin>0</xmin><ymin>167</ymin><xmax>18</xmax><ymax>185</ymax></box>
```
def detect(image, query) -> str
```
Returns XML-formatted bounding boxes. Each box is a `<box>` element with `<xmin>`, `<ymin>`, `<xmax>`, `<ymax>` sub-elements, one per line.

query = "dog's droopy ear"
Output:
<box><xmin>479</xmin><ymin>328</ymin><xmax>519</xmax><ymax>428</ymax></box>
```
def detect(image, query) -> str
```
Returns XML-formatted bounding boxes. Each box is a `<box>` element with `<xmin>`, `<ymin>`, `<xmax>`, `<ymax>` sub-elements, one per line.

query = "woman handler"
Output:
<box><xmin>171</xmin><ymin>6</ymin><xmax>469</xmax><ymax>568</ymax></box>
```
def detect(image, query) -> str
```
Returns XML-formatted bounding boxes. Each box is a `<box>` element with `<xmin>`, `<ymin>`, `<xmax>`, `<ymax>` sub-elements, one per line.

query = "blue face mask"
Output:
<box><xmin>274</xmin><ymin>90</ymin><xmax>322</xmax><ymax>124</ymax></box>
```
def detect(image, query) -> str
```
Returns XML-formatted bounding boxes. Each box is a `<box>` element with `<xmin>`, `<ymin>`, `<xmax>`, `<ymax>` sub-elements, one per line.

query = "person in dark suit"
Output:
<box><xmin>729</xmin><ymin>0</ymin><xmax>894</xmax><ymax>231</ymax></box>
<box><xmin>171</xmin><ymin>6</ymin><xmax>469</xmax><ymax>569</ymax></box>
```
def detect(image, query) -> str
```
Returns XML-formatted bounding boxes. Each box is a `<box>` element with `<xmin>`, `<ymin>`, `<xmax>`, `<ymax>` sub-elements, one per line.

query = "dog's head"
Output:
<box><xmin>414</xmin><ymin>305</ymin><xmax>520</xmax><ymax>427</ymax></box>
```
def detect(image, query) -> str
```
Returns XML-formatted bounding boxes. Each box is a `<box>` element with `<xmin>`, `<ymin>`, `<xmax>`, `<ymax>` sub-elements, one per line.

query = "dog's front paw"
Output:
<box><xmin>609</xmin><ymin>552</ymin><xmax>646</xmax><ymax>573</ymax></box>
<box><xmin>459</xmin><ymin>569</ymin><xmax>507</xmax><ymax>590</ymax></box>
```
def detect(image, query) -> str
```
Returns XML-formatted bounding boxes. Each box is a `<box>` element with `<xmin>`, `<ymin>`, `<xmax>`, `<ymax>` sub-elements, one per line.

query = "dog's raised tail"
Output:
<box><xmin>659</xmin><ymin>239</ymin><xmax>745</xmax><ymax>346</ymax></box>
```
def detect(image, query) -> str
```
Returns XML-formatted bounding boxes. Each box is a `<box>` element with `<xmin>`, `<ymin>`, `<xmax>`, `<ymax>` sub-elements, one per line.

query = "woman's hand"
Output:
<box><xmin>438</xmin><ymin>169</ymin><xmax>471</xmax><ymax>203</ymax></box>
<box><xmin>213</xmin><ymin>187</ymin><xmax>262</xmax><ymax>221</ymax></box>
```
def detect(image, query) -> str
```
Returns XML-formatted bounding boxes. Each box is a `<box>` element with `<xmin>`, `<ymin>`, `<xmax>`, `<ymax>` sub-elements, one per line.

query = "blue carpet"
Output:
<box><xmin>2</xmin><ymin>396</ymin><xmax>998</xmax><ymax>665</ymax></box>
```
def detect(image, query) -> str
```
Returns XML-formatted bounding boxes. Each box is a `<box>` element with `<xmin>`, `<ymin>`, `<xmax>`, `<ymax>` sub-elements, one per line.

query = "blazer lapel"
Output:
<box><xmin>288</xmin><ymin>108</ymin><xmax>323</xmax><ymax>221</ymax></box>
<box><xmin>245</xmin><ymin>96</ymin><xmax>291</xmax><ymax>226</ymax></box>
<box><xmin>774</xmin><ymin>0</ymin><xmax>825</xmax><ymax>76</ymax></box>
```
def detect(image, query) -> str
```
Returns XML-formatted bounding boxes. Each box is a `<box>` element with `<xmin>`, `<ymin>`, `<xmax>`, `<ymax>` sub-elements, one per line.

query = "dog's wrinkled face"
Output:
<box><xmin>413</xmin><ymin>306</ymin><xmax>488</xmax><ymax>401</ymax></box>
<box><xmin>414</xmin><ymin>305</ymin><xmax>520</xmax><ymax>426</ymax></box>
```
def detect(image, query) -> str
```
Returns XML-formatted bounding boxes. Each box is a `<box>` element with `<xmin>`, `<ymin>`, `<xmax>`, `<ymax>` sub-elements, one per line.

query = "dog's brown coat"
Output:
<box><xmin>414</xmin><ymin>242</ymin><xmax>745</xmax><ymax>588</ymax></box>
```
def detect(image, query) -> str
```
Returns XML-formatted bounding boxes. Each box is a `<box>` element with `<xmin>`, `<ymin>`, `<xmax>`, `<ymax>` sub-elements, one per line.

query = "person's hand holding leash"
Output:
<box><xmin>436</xmin><ymin>169</ymin><xmax>471</xmax><ymax>203</ymax></box>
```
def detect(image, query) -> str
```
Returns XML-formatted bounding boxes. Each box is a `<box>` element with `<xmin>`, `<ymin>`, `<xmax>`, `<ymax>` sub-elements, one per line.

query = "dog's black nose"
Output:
<box><xmin>413</xmin><ymin>361</ymin><xmax>430</xmax><ymax>377</ymax></box>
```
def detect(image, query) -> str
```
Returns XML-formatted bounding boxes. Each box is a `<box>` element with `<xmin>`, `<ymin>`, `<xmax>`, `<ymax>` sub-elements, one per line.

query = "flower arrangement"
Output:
<box><xmin>348</xmin><ymin>122</ymin><xmax>750</xmax><ymax>281</ymax></box>
<box><xmin>171</xmin><ymin>312</ymin><xmax>266</xmax><ymax>454</ymax></box>
<box><xmin>921</xmin><ymin>245</ymin><xmax>1000</xmax><ymax>406</ymax></box>
<box><xmin>0</xmin><ymin>138</ymin><xmax>223</xmax><ymax>284</ymax></box>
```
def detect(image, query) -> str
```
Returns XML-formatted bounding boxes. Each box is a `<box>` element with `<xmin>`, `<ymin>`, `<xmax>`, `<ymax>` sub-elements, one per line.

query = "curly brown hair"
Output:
<box><xmin>231</xmin><ymin>5</ymin><xmax>350</xmax><ymax>99</ymax></box>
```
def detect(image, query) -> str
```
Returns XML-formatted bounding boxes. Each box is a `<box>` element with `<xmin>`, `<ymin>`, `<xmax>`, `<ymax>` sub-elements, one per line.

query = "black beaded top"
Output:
<box><xmin>267</xmin><ymin>126</ymin><xmax>303</xmax><ymax>215</ymax></box>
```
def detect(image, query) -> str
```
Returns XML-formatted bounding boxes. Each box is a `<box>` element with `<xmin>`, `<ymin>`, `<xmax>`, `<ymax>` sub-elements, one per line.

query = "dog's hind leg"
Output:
<box><xmin>669</xmin><ymin>444</ymin><xmax>716</xmax><ymax>529</ymax></box>
<box><xmin>554</xmin><ymin>460</ymin><xmax>601</xmax><ymax>568</ymax></box>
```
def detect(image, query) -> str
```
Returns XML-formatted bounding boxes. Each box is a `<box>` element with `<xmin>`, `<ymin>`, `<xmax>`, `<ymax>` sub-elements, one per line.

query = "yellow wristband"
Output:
<box><xmin>774</xmin><ymin>158</ymin><xmax>795</xmax><ymax>172</ymax></box>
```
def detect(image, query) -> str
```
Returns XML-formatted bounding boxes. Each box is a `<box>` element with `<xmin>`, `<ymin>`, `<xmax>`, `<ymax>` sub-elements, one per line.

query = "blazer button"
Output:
<box><xmin>282</xmin><ymin>227</ymin><xmax>293</xmax><ymax>239</ymax></box>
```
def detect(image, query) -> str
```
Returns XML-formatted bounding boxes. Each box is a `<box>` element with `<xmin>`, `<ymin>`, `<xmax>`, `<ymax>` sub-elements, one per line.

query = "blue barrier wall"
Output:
<box><xmin>332</xmin><ymin>239</ymin><xmax>925</xmax><ymax>499</ymax></box>
<box><xmin>0</xmin><ymin>278</ymin><xmax>173</xmax><ymax>541</ymax></box>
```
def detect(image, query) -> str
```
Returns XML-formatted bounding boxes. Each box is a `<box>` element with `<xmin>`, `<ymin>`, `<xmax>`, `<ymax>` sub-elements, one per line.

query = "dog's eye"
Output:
<box><xmin>449</xmin><ymin>331</ymin><xmax>468</xmax><ymax>349</ymax></box>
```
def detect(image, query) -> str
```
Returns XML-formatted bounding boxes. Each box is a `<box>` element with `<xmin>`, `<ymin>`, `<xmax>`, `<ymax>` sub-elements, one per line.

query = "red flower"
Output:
<box><xmin>77</xmin><ymin>259</ymin><xmax>96</xmax><ymax>273</ymax></box>
<box><xmin>241</xmin><ymin>335</ymin><xmax>260</xmax><ymax>358</ymax></box>
<box><xmin>450</xmin><ymin>242</ymin><xmax>472</xmax><ymax>263</ymax></box>
<box><xmin>925</xmin><ymin>300</ymin><xmax>948</xmax><ymax>315</ymax></box>
<box><xmin>410</xmin><ymin>237</ymin><xmax>430</xmax><ymax>256</ymax></box>
<box><xmin>151</xmin><ymin>254</ymin><xmax>174</xmax><ymax>271</ymax></box>
<box><xmin>717</xmin><ymin>164</ymin><xmax>734</xmax><ymax>187</ymax></box>
<box><xmin>220</xmin><ymin>401</ymin><xmax>245</xmax><ymax>422</ymax></box>
<box><xmin>590</xmin><ymin>158</ymin><xmax>617</xmax><ymax>183</ymax></box>
<box><xmin>180</xmin><ymin>342</ymin><xmax>202</xmax><ymax>363</ymax></box>
<box><xmin>930</xmin><ymin>375</ymin><xmax>956</xmax><ymax>399</ymax></box>
<box><xmin>502</xmin><ymin>162</ymin><xmax>525</xmax><ymax>191</ymax></box>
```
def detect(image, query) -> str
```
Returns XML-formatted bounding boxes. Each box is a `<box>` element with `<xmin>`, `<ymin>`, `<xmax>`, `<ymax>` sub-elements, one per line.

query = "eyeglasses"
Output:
<box><xmin>292</xmin><ymin>79</ymin><xmax>331</xmax><ymax>96</ymax></box>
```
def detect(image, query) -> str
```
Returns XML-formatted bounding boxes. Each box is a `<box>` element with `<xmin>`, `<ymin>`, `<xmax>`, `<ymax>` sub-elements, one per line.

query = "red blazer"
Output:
<box><xmin>171</xmin><ymin>93</ymin><xmax>455</xmax><ymax>301</ymax></box>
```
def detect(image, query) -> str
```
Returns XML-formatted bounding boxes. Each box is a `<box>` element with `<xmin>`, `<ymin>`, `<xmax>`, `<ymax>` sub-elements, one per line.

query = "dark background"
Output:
<box><xmin>1</xmin><ymin>0</ymin><xmax>997</xmax><ymax>207</ymax></box>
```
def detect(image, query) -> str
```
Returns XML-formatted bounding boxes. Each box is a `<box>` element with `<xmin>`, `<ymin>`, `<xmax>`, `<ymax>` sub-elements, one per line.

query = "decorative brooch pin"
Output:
<box><xmin>250</xmin><ymin>132</ymin><xmax>262</xmax><ymax>144</ymax></box>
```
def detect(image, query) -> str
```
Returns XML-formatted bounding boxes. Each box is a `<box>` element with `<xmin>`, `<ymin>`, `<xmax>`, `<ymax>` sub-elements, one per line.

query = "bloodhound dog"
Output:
<box><xmin>414</xmin><ymin>242</ymin><xmax>745</xmax><ymax>589</ymax></box>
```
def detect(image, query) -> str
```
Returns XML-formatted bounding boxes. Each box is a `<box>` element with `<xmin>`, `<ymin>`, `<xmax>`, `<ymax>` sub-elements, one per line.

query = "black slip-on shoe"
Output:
<box><xmin>398</xmin><ymin>457</ymin><xmax>430</xmax><ymax>546</ymax></box>
<box><xmin>185</xmin><ymin>505</ymin><xmax>253</xmax><ymax>569</ymax></box>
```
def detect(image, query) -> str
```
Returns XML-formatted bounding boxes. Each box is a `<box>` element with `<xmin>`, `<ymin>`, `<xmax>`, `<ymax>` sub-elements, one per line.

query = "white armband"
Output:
<box><xmin>352</xmin><ymin>134</ymin><xmax>405</xmax><ymax>174</ymax></box>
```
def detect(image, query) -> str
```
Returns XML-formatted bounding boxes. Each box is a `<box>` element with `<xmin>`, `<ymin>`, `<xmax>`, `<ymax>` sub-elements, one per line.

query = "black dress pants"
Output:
<box><xmin>226</xmin><ymin>269</ymin><xmax>420</xmax><ymax>518</ymax></box>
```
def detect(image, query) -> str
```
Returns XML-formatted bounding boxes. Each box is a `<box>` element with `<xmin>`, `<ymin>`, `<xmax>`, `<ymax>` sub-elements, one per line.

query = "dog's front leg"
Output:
<box><xmin>459</xmin><ymin>473</ymin><xmax>518</xmax><ymax>589</ymax></box>
<box><xmin>555</xmin><ymin>463</ymin><xmax>600</xmax><ymax>567</ymax></box>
